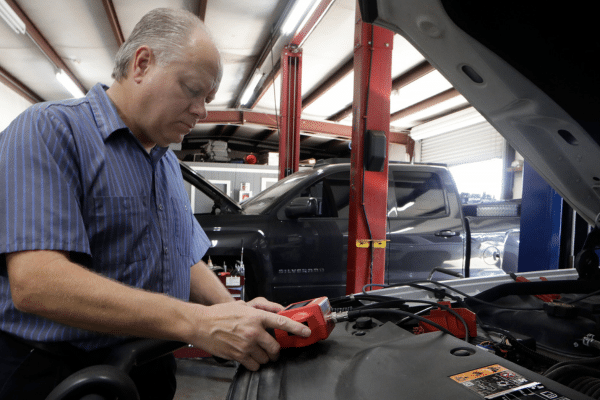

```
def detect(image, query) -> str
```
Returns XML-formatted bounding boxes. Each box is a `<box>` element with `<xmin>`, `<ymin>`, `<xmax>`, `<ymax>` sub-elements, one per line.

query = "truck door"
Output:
<box><xmin>386</xmin><ymin>168</ymin><xmax>465</xmax><ymax>282</ymax></box>
<box><xmin>271</xmin><ymin>171</ymin><xmax>350</xmax><ymax>304</ymax></box>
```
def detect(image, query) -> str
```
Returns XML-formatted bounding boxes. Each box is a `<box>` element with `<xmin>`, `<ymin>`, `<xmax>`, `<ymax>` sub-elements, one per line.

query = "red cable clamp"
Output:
<box><xmin>415</xmin><ymin>302</ymin><xmax>477</xmax><ymax>338</ymax></box>
<box><xmin>511</xmin><ymin>275</ymin><xmax>561</xmax><ymax>302</ymax></box>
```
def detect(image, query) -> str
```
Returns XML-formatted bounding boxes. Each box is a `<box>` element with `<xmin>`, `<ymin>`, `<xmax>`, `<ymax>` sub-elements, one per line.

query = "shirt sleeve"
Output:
<box><xmin>191</xmin><ymin>214</ymin><xmax>211</xmax><ymax>263</ymax></box>
<box><xmin>0</xmin><ymin>105</ymin><xmax>91</xmax><ymax>256</ymax></box>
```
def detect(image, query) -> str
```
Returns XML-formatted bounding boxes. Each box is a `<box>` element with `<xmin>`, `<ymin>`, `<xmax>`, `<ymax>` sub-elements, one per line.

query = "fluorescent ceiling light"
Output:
<box><xmin>281</xmin><ymin>0</ymin><xmax>318</xmax><ymax>35</ymax></box>
<box><xmin>56</xmin><ymin>70</ymin><xmax>85</xmax><ymax>98</ymax></box>
<box><xmin>0</xmin><ymin>0</ymin><xmax>26</xmax><ymax>34</ymax></box>
<box><xmin>240</xmin><ymin>73</ymin><xmax>263</xmax><ymax>106</ymax></box>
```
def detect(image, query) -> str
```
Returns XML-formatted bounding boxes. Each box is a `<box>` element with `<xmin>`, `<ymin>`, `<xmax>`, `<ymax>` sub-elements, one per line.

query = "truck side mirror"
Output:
<box><xmin>285</xmin><ymin>197</ymin><xmax>319</xmax><ymax>219</ymax></box>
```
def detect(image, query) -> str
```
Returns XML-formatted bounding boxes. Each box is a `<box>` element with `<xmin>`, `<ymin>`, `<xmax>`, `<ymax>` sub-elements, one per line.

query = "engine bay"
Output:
<box><xmin>228</xmin><ymin>272</ymin><xmax>600</xmax><ymax>399</ymax></box>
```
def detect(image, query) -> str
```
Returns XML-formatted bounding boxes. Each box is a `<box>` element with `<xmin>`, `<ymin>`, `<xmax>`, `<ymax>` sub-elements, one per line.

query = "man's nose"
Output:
<box><xmin>189</xmin><ymin>100</ymin><xmax>207</xmax><ymax>121</ymax></box>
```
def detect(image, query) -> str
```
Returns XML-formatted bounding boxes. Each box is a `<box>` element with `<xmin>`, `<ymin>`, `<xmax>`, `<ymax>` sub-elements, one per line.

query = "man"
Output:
<box><xmin>0</xmin><ymin>8</ymin><xmax>310</xmax><ymax>399</ymax></box>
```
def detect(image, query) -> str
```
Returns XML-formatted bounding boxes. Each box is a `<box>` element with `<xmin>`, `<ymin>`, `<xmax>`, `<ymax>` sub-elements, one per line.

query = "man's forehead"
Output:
<box><xmin>186</xmin><ymin>30</ymin><xmax>221</xmax><ymax>74</ymax></box>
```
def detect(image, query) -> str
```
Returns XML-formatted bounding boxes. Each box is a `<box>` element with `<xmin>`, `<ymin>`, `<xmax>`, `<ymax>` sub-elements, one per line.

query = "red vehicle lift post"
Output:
<box><xmin>279</xmin><ymin>46</ymin><xmax>303</xmax><ymax>179</ymax></box>
<box><xmin>346</xmin><ymin>7</ymin><xmax>393</xmax><ymax>294</ymax></box>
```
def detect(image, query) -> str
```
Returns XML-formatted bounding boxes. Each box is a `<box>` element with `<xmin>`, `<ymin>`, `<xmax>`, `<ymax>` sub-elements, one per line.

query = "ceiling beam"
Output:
<box><xmin>218</xmin><ymin>125</ymin><xmax>240</xmax><ymax>138</ymax></box>
<box><xmin>0</xmin><ymin>65</ymin><xmax>43</xmax><ymax>103</ymax></box>
<box><xmin>327</xmin><ymin>102</ymin><xmax>352</xmax><ymax>122</ymax></box>
<box><xmin>252</xmin><ymin>128</ymin><xmax>277</xmax><ymax>143</ymax></box>
<box><xmin>302</xmin><ymin>56</ymin><xmax>353</xmax><ymax>110</ymax></box>
<box><xmin>101</xmin><ymin>0</ymin><xmax>124</xmax><ymax>47</ymax></box>
<box><xmin>290</xmin><ymin>0</ymin><xmax>335</xmax><ymax>48</ymax></box>
<box><xmin>327</xmin><ymin>60</ymin><xmax>436</xmax><ymax>122</ymax></box>
<box><xmin>200</xmin><ymin>110</ymin><xmax>409</xmax><ymax>144</ymax></box>
<box><xmin>5</xmin><ymin>0</ymin><xmax>87</xmax><ymax>94</ymax></box>
<box><xmin>197</xmin><ymin>0</ymin><xmax>208</xmax><ymax>21</ymax></box>
<box><xmin>390</xmin><ymin>87</ymin><xmax>461</xmax><ymax>122</ymax></box>
<box><xmin>391</xmin><ymin>60</ymin><xmax>435</xmax><ymax>92</ymax></box>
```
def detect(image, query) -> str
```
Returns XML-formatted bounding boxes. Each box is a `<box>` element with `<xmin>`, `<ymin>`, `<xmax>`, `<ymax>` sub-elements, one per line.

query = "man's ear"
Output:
<box><xmin>131</xmin><ymin>46</ymin><xmax>153</xmax><ymax>83</ymax></box>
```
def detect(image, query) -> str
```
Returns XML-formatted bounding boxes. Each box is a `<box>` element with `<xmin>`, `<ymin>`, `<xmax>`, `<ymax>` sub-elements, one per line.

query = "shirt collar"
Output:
<box><xmin>87</xmin><ymin>83</ymin><xmax>129</xmax><ymax>142</ymax></box>
<box><xmin>88</xmin><ymin>83</ymin><xmax>169</xmax><ymax>163</ymax></box>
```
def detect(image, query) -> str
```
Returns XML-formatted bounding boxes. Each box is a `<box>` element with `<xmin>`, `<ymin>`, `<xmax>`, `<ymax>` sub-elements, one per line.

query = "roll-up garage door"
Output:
<box><xmin>412</xmin><ymin>107</ymin><xmax>506</xmax><ymax>166</ymax></box>
<box><xmin>421</xmin><ymin>121</ymin><xmax>505</xmax><ymax>166</ymax></box>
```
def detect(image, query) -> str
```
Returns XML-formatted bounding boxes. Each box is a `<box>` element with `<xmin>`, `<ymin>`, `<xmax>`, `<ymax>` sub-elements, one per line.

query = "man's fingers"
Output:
<box><xmin>255</xmin><ymin>329</ymin><xmax>281</xmax><ymax>362</ymax></box>
<box><xmin>267</xmin><ymin>314</ymin><xmax>311</xmax><ymax>337</ymax></box>
<box><xmin>240</xmin><ymin>356</ymin><xmax>261</xmax><ymax>372</ymax></box>
<box><xmin>246</xmin><ymin>296</ymin><xmax>284</xmax><ymax>313</ymax></box>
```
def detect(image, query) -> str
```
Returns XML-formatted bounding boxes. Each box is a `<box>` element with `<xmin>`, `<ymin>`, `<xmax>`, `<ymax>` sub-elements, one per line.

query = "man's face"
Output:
<box><xmin>133</xmin><ymin>29</ymin><xmax>221</xmax><ymax>149</ymax></box>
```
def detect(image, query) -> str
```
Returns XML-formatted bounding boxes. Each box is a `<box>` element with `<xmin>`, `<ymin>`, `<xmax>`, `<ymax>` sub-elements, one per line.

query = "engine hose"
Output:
<box><xmin>546</xmin><ymin>364</ymin><xmax>600</xmax><ymax>385</ymax></box>
<box><xmin>571</xmin><ymin>376</ymin><xmax>600</xmax><ymax>399</ymax></box>
<box><xmin>572</xmin><ymin>376</ymin><xmax>595</xmax><ymax>391</ymax></box>
<box><xmin>347</xmin><ymin>309</ymin><xmax>455</xmax><ymax>337</ymax></box>
<box><xmin>585</xmin><ymin>381</ymin><xmax>600</xmax><ymax>397</ymax></box>
<box><xmin>583</xmin><ymin>379</ymin><xmax>600</xmax><ymax>396</ymax></box>
<box><xmin>545</xmin><ymin>354</ymin><xmax>600</xmax><ymax>377</ymax></box>
<box><xmin>591</xmin><ymin>383</ymin><xmax>600</xmax><ymax>398</ymax></box>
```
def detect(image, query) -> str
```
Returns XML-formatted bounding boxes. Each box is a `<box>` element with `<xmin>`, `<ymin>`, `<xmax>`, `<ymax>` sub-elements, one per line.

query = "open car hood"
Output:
<box><xmin>178</xmin><ymin>161</ymin><xmax>242</xmax><ymax>214</ymax></box>
<box><xmin>361</xmin><ymin>0</ymin><xmax>600</xmax><ymax>226</ymax></box>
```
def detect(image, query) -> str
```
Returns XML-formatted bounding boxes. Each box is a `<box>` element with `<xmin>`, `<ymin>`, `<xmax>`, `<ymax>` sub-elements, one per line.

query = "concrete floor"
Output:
<box><xmin>174</xmin><ymin>358</ymin><xmax>237</xmax><ymax>400</ymax></box>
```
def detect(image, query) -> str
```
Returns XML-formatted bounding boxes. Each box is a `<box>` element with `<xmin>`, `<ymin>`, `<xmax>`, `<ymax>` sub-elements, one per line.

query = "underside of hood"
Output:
<box><xmin>361</xmin><ymin>0</ymin><xmax>600</xmax><ymax>225</ymax></box>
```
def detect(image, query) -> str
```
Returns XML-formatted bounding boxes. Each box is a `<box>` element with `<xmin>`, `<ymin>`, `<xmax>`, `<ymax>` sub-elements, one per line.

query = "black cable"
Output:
<box><xmin>564</xmin><ymin>288</ymin><xmax>600</xmax><ymax>304</ymax></box>
<box><xmin>351</xmin><ymin>293</ymin><xmax>471</xmax><ymax>340</ymax></box>
<box><xmin>360</xmin><ymin>24</ymin><xmax>376</xmax><ymax>287</ymax></box>
<box><xmin>348</xmin><ymin>308</ymin><xmax>454</xmax><ymax>336</ymax></box>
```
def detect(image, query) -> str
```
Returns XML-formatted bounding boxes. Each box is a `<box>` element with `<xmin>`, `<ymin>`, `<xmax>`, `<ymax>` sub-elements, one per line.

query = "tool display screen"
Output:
<box><xmin>285</xmin><ymin>300</ymin><xmax>311</xmax><ymax>311</ymax></box>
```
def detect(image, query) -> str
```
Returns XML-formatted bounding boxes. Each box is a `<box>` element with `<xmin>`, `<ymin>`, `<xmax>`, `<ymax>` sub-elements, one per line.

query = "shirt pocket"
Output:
<box><xmin>171</xmin><ymin>197</ymin><xmax>193</xmax><ymax>256</ymax></box>
<box><xmin>90</xmin><ymin>196</ymin><xmax>151</xmax><ymax>265</ymax></box>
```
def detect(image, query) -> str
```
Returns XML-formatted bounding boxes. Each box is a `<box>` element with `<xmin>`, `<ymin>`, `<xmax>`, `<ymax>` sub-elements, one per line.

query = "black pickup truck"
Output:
<box><xmin>182</xmin><ymin>160</ymin><xmax>520</xmax><ymax>305</ymax></box>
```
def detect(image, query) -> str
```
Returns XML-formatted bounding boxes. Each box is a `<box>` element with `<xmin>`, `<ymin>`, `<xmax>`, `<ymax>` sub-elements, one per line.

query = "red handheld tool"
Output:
<box><xmin>274</xmin><ymin>297</ymin><xmax>335</xmax><ymax>348</ymax></box>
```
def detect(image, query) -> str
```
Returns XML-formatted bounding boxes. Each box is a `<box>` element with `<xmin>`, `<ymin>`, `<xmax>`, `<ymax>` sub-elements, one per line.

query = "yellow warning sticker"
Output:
<box><xmin>450</xmin><ymin>364</ymin><xmax>509</xmax><ymax>383</ymax></box>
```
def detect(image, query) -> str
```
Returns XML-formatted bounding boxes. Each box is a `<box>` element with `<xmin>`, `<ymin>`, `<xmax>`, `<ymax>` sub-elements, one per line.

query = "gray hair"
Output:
<box><xmin>111</xmin><ymin>8</ymin><xmax>203</xmax><ymax>81</ymax></box>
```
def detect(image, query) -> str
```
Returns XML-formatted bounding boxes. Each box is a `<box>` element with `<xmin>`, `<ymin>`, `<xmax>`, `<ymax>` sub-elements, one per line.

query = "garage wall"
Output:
<box><xmin>0</xmin><ymin>84</ymin><xmax>32</xmax><ymax>131</ymax></box>
<box><xmin>183</xmin><ymin>161</ymin><xmax>279</xmax><ymax>213</ymax></box>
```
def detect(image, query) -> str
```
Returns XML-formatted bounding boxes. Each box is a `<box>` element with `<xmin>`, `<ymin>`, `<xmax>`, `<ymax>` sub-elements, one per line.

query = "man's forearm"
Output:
<box><xmin>189</xmin><ymin>260</ymin><xmax>236</xmax><ymax>306</ymax></box>
<box><xmin>7</xmin><ymin>250</ymin><xmax>198</xmax><ymax>343</ymax></box>
<box><xmin>7</xmin><ymin>250</ymin><xmax>311</xmax><ymax>372</ymax></box>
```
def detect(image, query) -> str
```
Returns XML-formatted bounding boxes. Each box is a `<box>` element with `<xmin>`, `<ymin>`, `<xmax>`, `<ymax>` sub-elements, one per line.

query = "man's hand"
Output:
<box><xmin>245</xmin><ymin>296</ymin><xmax>285</xmax><ymax>313</ymax></box>
<box><xmin>189</xmin><ymin>301</ymin><xmax>311</xmax><ymax>371</ymax></box>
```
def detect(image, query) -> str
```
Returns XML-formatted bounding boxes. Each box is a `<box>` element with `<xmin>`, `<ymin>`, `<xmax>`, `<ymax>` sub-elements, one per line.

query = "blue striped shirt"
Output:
<box><xmin>0</xmin><ymin>83</ymin><xmax>210</xmax><ymax>351</ymax></box>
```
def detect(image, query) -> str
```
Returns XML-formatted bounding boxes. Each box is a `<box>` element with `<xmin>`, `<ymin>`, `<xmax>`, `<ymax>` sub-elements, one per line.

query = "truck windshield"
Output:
<box><xmin>242</xmin><ymin>169</ymin><xmax>315</xmax><ymax>214</ymax></box>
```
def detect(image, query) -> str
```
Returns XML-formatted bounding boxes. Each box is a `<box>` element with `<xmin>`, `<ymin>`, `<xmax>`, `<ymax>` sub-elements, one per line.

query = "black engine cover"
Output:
<box><xmin>227</xmin><ymin>320</ymin><xmax>589</xmax><ymax>400</ymax></box>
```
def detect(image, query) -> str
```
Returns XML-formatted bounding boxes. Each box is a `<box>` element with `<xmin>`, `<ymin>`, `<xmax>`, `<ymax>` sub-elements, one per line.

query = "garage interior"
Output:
<box><xmin>0</xmin><ymin>0</ymin><xmax>591</xmax><ymax>399</ymax></box>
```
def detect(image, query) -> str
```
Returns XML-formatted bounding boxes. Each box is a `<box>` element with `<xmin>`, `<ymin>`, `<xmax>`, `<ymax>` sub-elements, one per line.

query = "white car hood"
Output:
<box><xmin>362</xmin><ymin>0</ymin><xmax>600</xmax><ymax>226</ymax></box>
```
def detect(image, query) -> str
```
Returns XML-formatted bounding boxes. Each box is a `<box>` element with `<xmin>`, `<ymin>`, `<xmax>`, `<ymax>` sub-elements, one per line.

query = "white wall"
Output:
<box><xmin>0</xmin><ymin>83</ymin><xmax>34</xmax><ymax>131</ymax></box>
<box><xmin>389</xmin><ymin>143</ymin><xmax>408</xmax><ymax>162</ymax></box>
